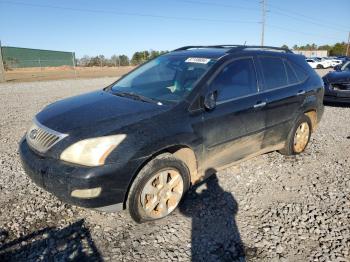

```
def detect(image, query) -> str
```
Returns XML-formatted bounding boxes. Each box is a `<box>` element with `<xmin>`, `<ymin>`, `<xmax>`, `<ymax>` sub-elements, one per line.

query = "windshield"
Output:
<box><xmin>111</xmin><ymin>55</ymin><xmax>216</xmax><ymax>103</ymax></box>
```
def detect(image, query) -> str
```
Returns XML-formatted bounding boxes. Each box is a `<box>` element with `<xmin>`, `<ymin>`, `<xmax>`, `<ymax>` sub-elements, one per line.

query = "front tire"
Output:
<box><xmin>127</xmin><ymin>153</ymin><xmax>190</xmax><ymax>223</ymax></box>
<box><xmin>279</xmin><ymin>115</ymin><xmax>312</xmax><ymax>156</ymax></box>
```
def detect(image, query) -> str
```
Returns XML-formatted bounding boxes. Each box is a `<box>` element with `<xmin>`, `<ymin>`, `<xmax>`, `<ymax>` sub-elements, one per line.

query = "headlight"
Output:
<box><xmin>60</xmin><ymin>134</ymin><xmax>126</xmax><ymax>166</ymax></box>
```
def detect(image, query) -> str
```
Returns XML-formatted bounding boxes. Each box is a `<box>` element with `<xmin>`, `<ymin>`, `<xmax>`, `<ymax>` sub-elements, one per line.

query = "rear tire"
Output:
<box><xmin>127</xmin><ymin>153</ymin><xmax>190</xmax><ymax>223</ymax></box>
<box><xmin>279</xmin><ymin>115</ymin><xmax>312</xmax><ymax>156</ymax></box>
<box><xmin>316</xmin><ymin>64</ymin><xmax>324</xmax><ymax>69</ymax></box>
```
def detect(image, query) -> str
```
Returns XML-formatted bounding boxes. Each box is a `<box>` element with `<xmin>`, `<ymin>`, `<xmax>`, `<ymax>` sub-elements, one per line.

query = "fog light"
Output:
<box><xmin>71</xmin><ymin>187</ymin><xmax>102</xmax><ymax>199</ymax></box>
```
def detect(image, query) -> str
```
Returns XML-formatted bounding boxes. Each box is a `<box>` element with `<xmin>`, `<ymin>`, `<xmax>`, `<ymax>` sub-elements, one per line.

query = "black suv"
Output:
<box><xmin>20</xmin><ymin>45</ymin><xmax>324</xmax><ymax>222</ymax></box>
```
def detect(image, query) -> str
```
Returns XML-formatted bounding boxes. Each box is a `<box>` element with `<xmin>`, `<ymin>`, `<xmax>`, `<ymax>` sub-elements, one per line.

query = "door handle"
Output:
<box><xmin>297</xmin><ymin>90</ymin><xmax>306</xmax><ymax>95</ymax></box>
<box><xmin>253</xmin><ymin>101</ymin><xmax>267</xmax><ymax>108</ymax></box>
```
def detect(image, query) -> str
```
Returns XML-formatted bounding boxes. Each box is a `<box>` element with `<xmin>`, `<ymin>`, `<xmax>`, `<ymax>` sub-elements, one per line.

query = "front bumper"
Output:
<box><xmin>324</xmin><ymin>92</ymin><xmax>350</xmax><ymax>104</ymax></box>
<box><xmin>19</xmin><ymin>138</ymin><xmax>141</xmax><ymax>212</ymax></box>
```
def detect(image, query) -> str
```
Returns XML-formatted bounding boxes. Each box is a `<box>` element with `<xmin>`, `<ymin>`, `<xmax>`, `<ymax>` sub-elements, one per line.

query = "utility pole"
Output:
<box><xmin>260</xmin><ymin>0</ymin><xmax>266</xmax><ymax>46</ymax></box>
<box><xmin>0</xmin><ymin>40</ymin><xmax>5</xmax><ymax>83</ymax></box>
<box><xmin>72</xmin><ymin>52</ymin><xmax>77</xmax><ymax>78</ymax></box>
<box><xmin>346</xmin><ymin>31</ymin><xmax>350</xmax><ymax>56</ymax></box>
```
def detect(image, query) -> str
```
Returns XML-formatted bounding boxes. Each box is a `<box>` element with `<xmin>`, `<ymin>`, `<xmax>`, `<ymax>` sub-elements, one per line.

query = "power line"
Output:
<box><xmin>0</xmin><ymin>0</ymin><xmax>345</xmax><ymax>42</ymax></box>
<box><xmin>171</xmin><ymin>0</ymin><xmax>349</xmax><ymax>32</ymax></box>
<box><xmin>266</xmin><ymin>2</ymin><xmax>349</xmax><ymax>30</ymax></box>
<box><xmin>242</xmin><ymin>0</ymin><xmax>349</xmax><ymax>30</ymax></box>
<box><xmin>269</xmin><ymin>9</ymin><xmax>348</xmax><ymax>33</ymax></box>
<box><xmin>174</xmin><ymin>0</ymin><xmax>260</xmax><ymax>11</ymax></box>
<box><xmin>0</xmin><ymin>1</ymin><xmax>258</xmax><ymax>24</ymax></box>
<box><xmin>268</xmin><ymin>24</ymin><xmax>341</xmax><ymax>40</ymax></box>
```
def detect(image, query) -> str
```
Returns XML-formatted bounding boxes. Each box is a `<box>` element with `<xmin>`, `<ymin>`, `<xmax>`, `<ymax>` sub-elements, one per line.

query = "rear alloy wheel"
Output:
<box><xmin>127</xmin><ymin>153</ymin><xmax>190</xmax><ymax>223</ymax></box>
<box><xmin>293</xmin><ymin>122</ymin><xmax>310</xmax><ymax>153</ymax></box>
<box><xmin>279</xmin><ymin>115</ymin><xmax>312</xmax><ymax>155</ymax></box>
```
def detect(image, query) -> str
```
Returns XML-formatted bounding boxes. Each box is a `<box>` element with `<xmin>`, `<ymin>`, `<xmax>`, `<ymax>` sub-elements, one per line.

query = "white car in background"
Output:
<box><xmin>324</xmin><ymin>57</ymin><xmax>342</xmax><ymax>67</ymax></box>
<box><xmin>312</xmin><ymin>57</ymin><xmax>332</xmax><ymax>68</ymax></box>
<box><xmin>306</xmin><ymin>58</ymin><xmax>326</xmax><ymax>69</ymax></box>
<box><xmin>306</xmin><ymin>58</ymin><xmax>332</xmax><ymax>69</ymax></box>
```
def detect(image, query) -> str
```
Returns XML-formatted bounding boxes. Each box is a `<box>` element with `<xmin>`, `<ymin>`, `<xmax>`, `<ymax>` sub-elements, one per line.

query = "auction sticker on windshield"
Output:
<box><xmin>185</xmin><ymin>57</ymin><xmax>211</xmax><ymax>64</ymax></box>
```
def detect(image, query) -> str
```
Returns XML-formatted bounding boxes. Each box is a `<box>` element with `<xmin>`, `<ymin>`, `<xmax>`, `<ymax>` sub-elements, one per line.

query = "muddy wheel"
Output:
<box><xmin>127</xmin><ymin>153</ymin><xmax>190</xmax><ymax>223</ymax></box>
<box><xmin>279</xmin><ymin>115</ymin><xmax>312</xmax><ymax>155</ymax></box>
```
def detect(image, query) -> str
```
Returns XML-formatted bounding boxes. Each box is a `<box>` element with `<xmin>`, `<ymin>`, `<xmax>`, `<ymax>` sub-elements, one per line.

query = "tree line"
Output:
<box><xmin>77</xmin><ymin>50</ymin><xmax>168</xmax><ymax>67</ymax></box>
<box><xmin>281</xmin><ymin>42</ymin><xmax>349</xmax><ymax>56</ymax></box>
<box><xmin>77</xmin><ymin>42</ymin><xmax>349</xmax><ymax>67</ymax></box>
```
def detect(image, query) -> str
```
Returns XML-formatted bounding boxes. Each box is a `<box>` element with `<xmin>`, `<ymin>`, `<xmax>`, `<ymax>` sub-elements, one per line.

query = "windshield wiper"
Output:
<box><xmin>114</xmin><ymin>91</ymin><xmax>162</xmax><ymax>105</ymax></box>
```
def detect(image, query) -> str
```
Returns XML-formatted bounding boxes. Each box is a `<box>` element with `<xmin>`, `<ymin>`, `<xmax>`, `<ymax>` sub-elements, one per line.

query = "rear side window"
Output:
<box><xmin>259</xmin><ymin>56</ymin><xmax>288</xmax><ymax>90</ymax></box>
<box><xmin>284</xmin><ymin>60</ymin><xmax>298</xmax><ymax>84</ymax></box>
<box><xmin>290</xmin><ymin>61</ymin><xmax>308</xmax><ymax>82</ymax></box>
<box><xmin>210</xmin><ymin>58</ymin><xmax>257</xmax><ymax>101</ymax></box>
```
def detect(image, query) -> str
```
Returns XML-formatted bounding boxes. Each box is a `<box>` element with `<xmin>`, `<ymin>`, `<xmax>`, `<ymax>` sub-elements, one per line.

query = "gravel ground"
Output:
<box><xmin>0</xmin><ymin>70</ymin><xmax>349</xmax><ymax>261</ymax></box>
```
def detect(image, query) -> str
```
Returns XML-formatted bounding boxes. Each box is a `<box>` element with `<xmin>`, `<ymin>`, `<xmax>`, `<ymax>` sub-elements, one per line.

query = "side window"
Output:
<box><xmin>284</xmin><ymin>60</ymin><xmax>299</xmax><ymax>84</ymax></box>
<box><xmin>259</xmin><ymin>56</ymin><xmax>288</xmax><ymax>90</ymax></box>
<box><xmin>210</xmin><ymin>58</ymin><xmax>257</xmax><ymax>101</ymax></box>
<box><xmin>290</xmin><ymin>61</ymin><xmax>308</xmax><ymax>82</ymax></box>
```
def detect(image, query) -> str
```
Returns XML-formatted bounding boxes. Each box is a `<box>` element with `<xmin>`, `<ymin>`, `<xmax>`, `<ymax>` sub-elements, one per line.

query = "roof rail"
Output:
<box><xmin>173</xmin><ymin>45</ymin><xmax>240</xmax><ymax>51</ymax></box>
<box><xmin>172</xmin><ymin>45</ymin><xmax>293</xmax><ymax>53</ymax></box>
<box><xmin>227</xmin><ymin>45</ymin><xmax>293</xmax><ymax>53</ymax></box>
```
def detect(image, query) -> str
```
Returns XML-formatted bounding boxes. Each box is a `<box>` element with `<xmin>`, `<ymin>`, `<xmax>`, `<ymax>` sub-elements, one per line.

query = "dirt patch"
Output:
<box><xmin>4</xmin><ymin>66</ymin><xmax>135</xmax><ymax>82</ymax></box>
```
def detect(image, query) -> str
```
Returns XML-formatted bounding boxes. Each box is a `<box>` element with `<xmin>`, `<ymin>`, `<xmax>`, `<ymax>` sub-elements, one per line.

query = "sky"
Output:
<box><xmin>0</xmin><ymin>0</ymin><xmax>349</xmax><ymax>58</ymax></box>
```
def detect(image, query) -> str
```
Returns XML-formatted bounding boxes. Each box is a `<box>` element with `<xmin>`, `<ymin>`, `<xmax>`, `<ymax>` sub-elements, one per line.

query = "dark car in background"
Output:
<box><xmin>337</xmin><ymin>56</ymin><xmax>350</xmax><ymax>63</ymax></box>
<box><xmin>19</xmin><ymin>45</ymin><xmax>324</xmax><ymax>222</ymax></box>
<box><xmin>323</xmin><ymin>61</ymin><xmax>350</xmax><ymax>104</ymax></box>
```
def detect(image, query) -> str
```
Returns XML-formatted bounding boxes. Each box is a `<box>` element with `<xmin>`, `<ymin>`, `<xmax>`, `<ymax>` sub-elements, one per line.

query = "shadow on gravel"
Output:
<box><xmin>0</xmin><ymin>219</ymin><xmax>102</xmax><ymax>261</ymax></box>
<box><xmin>180</xmin><ymin>173</ymin><xmax>253</xmax><ymax>262</ymax></box>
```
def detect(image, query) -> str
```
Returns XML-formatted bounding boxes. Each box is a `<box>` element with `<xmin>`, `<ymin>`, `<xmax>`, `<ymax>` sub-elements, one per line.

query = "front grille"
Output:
<box><xmin>26</xmin><ymin>119</ymin><xmax>67</xmax><ymax>153</ymax></box>
<box><xmin>332</xmin><ymin>83</ymin><xmax>350</xmax><ymax>91</ymax></box>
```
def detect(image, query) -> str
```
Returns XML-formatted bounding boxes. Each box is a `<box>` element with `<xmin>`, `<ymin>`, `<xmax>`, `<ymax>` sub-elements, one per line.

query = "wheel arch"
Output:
<box><xmin>304</xmin><ymin>109</ymin><xmax>318</xmax><ymax>132</ymax></box>
<box><xmin>122</xmin><ymin>144</ymin><xmax>198</xmax><ymax>208</ymax></box>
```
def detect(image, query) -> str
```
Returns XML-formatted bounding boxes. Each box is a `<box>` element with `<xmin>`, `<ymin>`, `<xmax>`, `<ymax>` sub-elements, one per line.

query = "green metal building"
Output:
<box><xmin>1</xmin><ymin>46</ymin><xmax>75</xmax><ymax>68</ymax></box>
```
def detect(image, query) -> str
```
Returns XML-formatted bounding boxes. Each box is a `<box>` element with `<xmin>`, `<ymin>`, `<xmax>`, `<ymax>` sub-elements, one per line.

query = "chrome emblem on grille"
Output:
<box><xmin>26</xmin><ymin>118</ymin><xmax>68</xmax><ymax>153</ymax></box>
<box><xmin>29</xmin><ymin>129</ymin><xmax>38</xmax><ymax>140</ymax></box>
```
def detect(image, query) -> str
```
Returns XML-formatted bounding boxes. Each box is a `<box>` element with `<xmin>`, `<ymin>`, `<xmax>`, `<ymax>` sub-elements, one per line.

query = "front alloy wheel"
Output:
<box><xmin>127</xmin><ymin>153</ymin><xmax>190</xmax><ymax>223</ymax></box>
<box><xmin>140</xmin><ymin>169</ymin><xmax>184</xmax><ymax>219</ymax></box>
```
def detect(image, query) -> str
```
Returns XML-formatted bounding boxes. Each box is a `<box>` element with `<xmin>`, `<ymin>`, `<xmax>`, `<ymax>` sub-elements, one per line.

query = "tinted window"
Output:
<box><xmin>259</xmin><ymin>57</ymin><xmax>288</xmax><ymax>90</ymax></box>
<box><xmin>210</xmin><ymin>58</ymin><xmax>257</xmax><ymax>101</ymax></box>
<box><xmin>284</xmin><ymin>60</ymin><xmax>299</xmax><ymax>84</ymax></box>
<box><xmin>290</xmin><ymin>61</ymin><xmax>308</xmax><ymax>81</ymax></box>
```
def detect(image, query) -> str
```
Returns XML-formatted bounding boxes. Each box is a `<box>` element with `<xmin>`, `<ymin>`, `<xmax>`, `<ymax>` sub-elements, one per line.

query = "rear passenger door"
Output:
<box><xmin>257</xmin><ymin>56</ymin><xmax>307</xmax><ymax>148</ymax></box>
<box><xmin>200</xmin><ymin>57</ymin><xmax>266</xmax><ymax>170</ymax></box>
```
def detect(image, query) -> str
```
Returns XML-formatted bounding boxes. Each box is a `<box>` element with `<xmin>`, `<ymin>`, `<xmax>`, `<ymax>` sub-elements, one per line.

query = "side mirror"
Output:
<box><xmin>203</xmin><ymin>91</ymin><xmax>217</xmax><ymax>111</ymax></box>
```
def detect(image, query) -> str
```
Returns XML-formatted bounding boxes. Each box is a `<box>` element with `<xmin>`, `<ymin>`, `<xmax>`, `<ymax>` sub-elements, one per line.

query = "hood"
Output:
<box><xmin>324</xmin><ymin>71</ymin><xmax>350</xmax><ymax>83</ymax></box>
<box><xmin>36</xmin><ymin>90</ymin><xmax>169</xmax><ymax>136</ymax></box>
